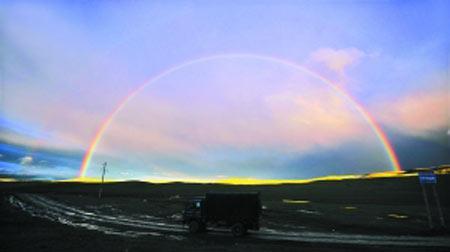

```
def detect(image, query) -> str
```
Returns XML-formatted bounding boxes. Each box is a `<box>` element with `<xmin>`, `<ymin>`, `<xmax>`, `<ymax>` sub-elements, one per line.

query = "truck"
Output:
<box><xmin>182</xmin><ymin>192</ymin><xmax>262</xmax><ymax>237</ymax></box>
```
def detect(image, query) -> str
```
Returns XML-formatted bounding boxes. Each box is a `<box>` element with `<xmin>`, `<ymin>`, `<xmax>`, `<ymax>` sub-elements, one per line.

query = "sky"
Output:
<box><xmin>0</xmin><ymin>0</ymin><xmax>449</xmax><ymax>181</ymax></box>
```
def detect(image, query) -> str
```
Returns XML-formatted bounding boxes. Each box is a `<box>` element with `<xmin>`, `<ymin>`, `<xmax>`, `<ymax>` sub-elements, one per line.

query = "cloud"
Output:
<box><xmin>0</xmin><ymin>141</ymin><xmax>81</xmax><ymax>180</ymax></box>
<box><xmin>97</xmin><ymin>86</ymin><xmax>371</xmax><ymax>159</ymax></box>
<box><xmin>0</xmin><ymin>3</ymin><xmax>138</xmax><ymax>152</ymax></box>
<box><xmin>20</xmin><ymin>165</ymin><xmax>76</xmax><ymax>180</ymax></box>
<box><xmin>149</xmin><ymin>165</ymin><xmax>196</xmax><ymax>180</ymax></box>
<box><xmin>375</xmin><ymin>88</ymin><xmax>449</xmax><ymax>135</ymax></box>
<box><xmin>0</xmin><ymin>106</ymin><xmax>105</xmax><ymax>152</ymax></box>
<box><xmin>309</xmin><ymin>47</ymin><xmax>367</xmax><ymax>75</ymax></box>
<box><xmin>264</xmin><ymin>91</ymin><xmax>367</xmax><ymax>149</ymax></box>
<box><xmin>19</xmin><ymin>156</ymin><xmax>33</xmax><ymax>166</ymax></box>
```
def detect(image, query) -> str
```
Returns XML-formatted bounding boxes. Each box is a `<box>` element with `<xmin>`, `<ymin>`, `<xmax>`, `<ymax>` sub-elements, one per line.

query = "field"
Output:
<box><xmin>1</xmin><ymin>175</ymin><xmax>449</xmax><ymax>251</ymax></box>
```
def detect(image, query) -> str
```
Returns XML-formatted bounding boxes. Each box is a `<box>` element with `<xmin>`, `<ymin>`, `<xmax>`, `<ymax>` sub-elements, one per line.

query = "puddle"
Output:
<box><xmin>169</xmin><ymin>195</ymin><xmax>181</xmax><ymax>200</ymax></box>
<box><xmin>136</xmin><ymin>214</ymin><xmax>161</xmax><ymax>220</ymax></box>
<box><xmin>86</xmin><ymin>204</ymin><xmax>122</xmax><ymax>214</ymax></box>
<box><xmin>169</xmin><ymin>213</ymin><xmax>182</xmax><ymax>221</ymax></box>
<box><xmin>275</xmin><ymin>223</ymin><xmax>307</xmax><ymax>230</ymax></box>
<box><xmin>167</xmin><ymin>234</ymin><xmax>185</xmax><ymax>241</ymax></box>
<box><xmin>297</xmin><ymin>209</ymin><xmax>321</xmax><ymax>215</ymax></box>
<box><xmin>260</xmin><ymin>227</ymin><xmax>279</xmax><ymax>234</ymax></box>
<box><xmin>387</xmin><ymin>213</ymin><xmax>409</xmax><ymax>219</ymax></box>
<box><xmin>283</xmin><ymin>199</ymin><xmax>310</xmax><ymax>204</ymax></box>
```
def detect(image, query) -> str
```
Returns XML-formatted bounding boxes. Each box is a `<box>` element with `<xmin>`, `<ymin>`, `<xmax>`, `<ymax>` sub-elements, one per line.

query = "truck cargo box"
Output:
<box><xmin>204</xmin><ymin>192</ymin><xmax>261</xmax><ymax>222</ymax></box>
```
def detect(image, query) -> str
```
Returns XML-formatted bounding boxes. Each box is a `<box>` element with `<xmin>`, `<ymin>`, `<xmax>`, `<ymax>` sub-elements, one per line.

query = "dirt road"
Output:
<box><xmin>8</xmin><ymin>194</ymin><xmax>450</xmax><ymax>248</ymax></box>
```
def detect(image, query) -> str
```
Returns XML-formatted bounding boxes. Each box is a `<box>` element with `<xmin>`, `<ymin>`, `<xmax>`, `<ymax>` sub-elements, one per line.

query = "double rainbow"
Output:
<box><xmin>78</xmin><ymin>53</ymin><xmax>401</xmax><ymax>178</ymax></box>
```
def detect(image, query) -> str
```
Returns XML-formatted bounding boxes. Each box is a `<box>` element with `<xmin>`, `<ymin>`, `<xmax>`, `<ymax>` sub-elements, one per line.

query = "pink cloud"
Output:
<box><xmin>264</xmin><ymin>91</ymin><xmax>367</xmax><ymax>150</ymax></box>
<box><xmin>375</xmin><ymin>89</ymin><xmax>449</xmax><ymax>135</ymax></box>
<box><xmin>309</xmin><ymin>47</ymin><xmax>367</xmax><ymax>75</ymax></box>
<box><xmin>1</xmin><ymin>102</ymin><xmax>105</xmax><ymax>152</ymax></box>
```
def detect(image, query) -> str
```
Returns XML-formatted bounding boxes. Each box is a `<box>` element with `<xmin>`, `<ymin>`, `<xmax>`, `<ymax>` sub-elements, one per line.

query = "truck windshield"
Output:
<box><xmin>186</xmin><ymin>200</ymin><xmax>201</xmax><ymax>210</ymax></box>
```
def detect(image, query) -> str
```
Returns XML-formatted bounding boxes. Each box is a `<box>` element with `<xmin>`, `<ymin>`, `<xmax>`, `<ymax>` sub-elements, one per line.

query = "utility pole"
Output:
<box><xmin>98</xmin><ymin>162</ymin><xmax>107</xmax><ymax>199</ymax></box>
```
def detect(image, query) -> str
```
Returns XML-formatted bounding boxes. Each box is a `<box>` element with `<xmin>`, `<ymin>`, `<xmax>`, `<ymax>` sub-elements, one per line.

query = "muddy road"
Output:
<box><xmin>1</xmin><ymin>178</ymin><xmax>450</xmax><ymax>251</ymax></box>
<box><xmin>3</xmin><ymin>193</ymin><xmax>450</xmax><ymax>251</ymax></box>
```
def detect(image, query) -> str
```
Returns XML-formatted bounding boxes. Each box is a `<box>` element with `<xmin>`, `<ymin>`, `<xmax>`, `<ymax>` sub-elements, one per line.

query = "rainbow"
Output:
<box><xmin>78</xmin><ymin>53</ymin><xmax>402</xmax><ymax>178</ymax></box>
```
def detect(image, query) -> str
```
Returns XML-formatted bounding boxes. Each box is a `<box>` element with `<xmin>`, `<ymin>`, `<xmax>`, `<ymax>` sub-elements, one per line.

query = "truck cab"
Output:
<box><xmin>182</xmin><ymin>197</ymin><xmax>205</xmax><ymax>230</ymax></box>
<box><xmin>182</xmin><ymin>192</ymin><xmax>261</xmax><ymax>237</ymax></box>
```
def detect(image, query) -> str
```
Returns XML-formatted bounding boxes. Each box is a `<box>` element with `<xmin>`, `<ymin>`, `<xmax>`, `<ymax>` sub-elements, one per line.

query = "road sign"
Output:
<box><xmin>419</xmin><ymin>172</ymin><xmax>437</xmax><ymax>184</ymax></box>
<box><xmin>418</xmin><ymin>170</ymin><xmax>446</xmax><ymax>230</ymax></box>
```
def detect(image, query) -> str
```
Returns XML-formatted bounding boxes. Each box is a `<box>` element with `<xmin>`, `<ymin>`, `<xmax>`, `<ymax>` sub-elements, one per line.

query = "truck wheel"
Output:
<box><xmin>188</xmin><ymin>220</ymin><xmax>200</xmax><ymax>233</ymax></box>
<box><xmin>231</xmin><ymin>223</ymin><xmax>247</xmax><ymax>237</ymax></box>
<box><xmin>199</xmin><ymin>223</ymin><xmax>207</xmax><ymax>233</ymax></box>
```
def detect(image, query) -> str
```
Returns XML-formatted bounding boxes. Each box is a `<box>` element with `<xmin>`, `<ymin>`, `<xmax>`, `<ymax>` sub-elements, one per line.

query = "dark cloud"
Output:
<box><xmin>0</xmin><ymin>140</ymin><xmax>82</xmax><ymax>180</ymax></box>
<box><xmin>388</xmin><ymin>129</ymin><xmax>450</xmax><ymax>170</ymax></box>
<box><xmin>281</xmin><ymin>142</ymin><xmax>389</xmax><ymax>179</ymax></box>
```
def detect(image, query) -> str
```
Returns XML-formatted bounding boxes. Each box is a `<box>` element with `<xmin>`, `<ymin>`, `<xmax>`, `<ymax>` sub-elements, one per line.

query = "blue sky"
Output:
<box><xmin>0</xmin><ymin>0</ymin><xmax>449</xmax><ymax>180</ymax></box>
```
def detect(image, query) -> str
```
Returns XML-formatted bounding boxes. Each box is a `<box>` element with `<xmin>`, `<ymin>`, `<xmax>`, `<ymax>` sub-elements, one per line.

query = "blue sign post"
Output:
<box><xmin>419</xmin><ymin>172</ymin><xmax>437</xmax><ymax>184</ymax></box>
<box><xmin>418</xmin><ymin>171</ymin><xmax>445</xmax><ymax>230</ymax></box>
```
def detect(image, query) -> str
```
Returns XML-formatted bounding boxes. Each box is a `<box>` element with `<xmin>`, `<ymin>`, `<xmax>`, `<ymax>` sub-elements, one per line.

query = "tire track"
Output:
<box><xmin>9</xmin><ymin>194</ymin><xmax>183</xmax><ymax>238</ymax></box>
